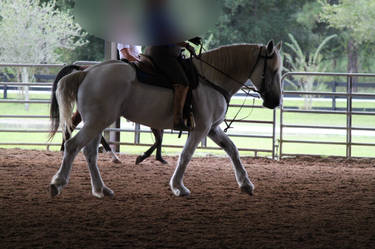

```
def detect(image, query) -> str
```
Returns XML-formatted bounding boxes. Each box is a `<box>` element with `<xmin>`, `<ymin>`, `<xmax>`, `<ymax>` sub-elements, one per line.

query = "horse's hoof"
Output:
<box><xmin>49</xmin><ymin>184</ymin><xmax>61</xmax><ymax>197</ymax></box>
<box><xmin>49</xmin><ymin>176</ymin><xmax>66</xmax><ymax>197</ymax></box>
<box><xmin>156</xmin><ymin>157</ymin><xmax>168</xmax><ymax>164</ymax></box>
<box><xmin>98</xmin><ymin>146</ymin><xmax>104</xmax><ymax>153</ymax></box>
<box><xmin>135</xmin><ymin>156</ymin><xmax>145</xmax><ymax>165</ymax></box>
<box><xmin>112</xmin><ymin>158</ymin><xmax>121</xmax><ymax>164</ymax></box>
<box><xmin>240</xmin><ymin>184</ymin><xmax>254</xmax><ymax>196</ymax></box>
<box><xmin>103</xmin><ymin>186</ymin><xmax>114</xmax><ymax>197</ymax></box>
<box><xmin>92</xmin><ymin>186</ymin><xmax>114</xmax><ymax>198</ymax></box>
<box><xmin>170</xmin><ymin>182</ymin><xmax>191</xmax><ymax>197</ymax></box>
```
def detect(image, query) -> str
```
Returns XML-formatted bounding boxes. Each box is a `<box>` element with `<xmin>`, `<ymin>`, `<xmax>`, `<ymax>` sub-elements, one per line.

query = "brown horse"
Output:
<box><xmin>51</xmin><ymin>64</ymin><xmax>167</xmax><ymax>164</ymax></box>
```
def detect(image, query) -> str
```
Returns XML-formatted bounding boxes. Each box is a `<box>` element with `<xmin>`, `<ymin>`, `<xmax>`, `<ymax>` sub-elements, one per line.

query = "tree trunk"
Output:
<box><xmin>347</xmin><ymin>39</ymin><xmax>359</xmax><ymax>91</ymax></box>
<box><xmin>21</xmin><ymin>67</ymin><xmax>29</xmax><ymax>111</ymax></box>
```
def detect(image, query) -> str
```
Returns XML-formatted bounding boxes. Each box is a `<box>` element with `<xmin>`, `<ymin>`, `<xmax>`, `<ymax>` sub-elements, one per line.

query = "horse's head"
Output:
<box><xmin>249</xmin><ymin>40</ymin><xmax>282</xmax><ymax>109</ymax></box>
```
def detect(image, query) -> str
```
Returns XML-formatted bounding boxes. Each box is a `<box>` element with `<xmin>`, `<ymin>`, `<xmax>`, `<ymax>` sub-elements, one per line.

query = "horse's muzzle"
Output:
<box><xmin>263</xmin><ymin>98</ymin><xmax>280</xmax><ymax>109</ymax></box>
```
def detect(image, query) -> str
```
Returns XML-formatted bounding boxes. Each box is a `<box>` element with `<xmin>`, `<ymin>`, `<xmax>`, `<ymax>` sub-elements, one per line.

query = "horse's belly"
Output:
<box><xmin>121</xmin><ymin>82</ymin><xmax>175</xmax><ymax>129</ymax></box>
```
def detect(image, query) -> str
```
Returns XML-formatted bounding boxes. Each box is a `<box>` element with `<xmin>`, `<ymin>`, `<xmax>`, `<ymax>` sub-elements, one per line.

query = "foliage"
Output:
<box><xmin>0</xmin><ymin>0</ymin><xmax>87</xmax><ymax>64</ymax></box>
<box><xmin>205</xmin><ymin>0</ymin><xmax>312</xmax><ymax>48</ymax></box>
<box><xmin>320</xmin><ymin>0</ymin><xmax>375</xmax><ymax>45</ymax></box>
<box><xmin>0</xmin><ymin>0</ymin><xmax>88</xmax><ymax>109</ymax></box>
<box><xmin>319</xmin><ymin>0</ymin><xmax>375</xmax><ymax>75</ymax></box>
<box><xmin>283</xmin><ymin>33</ymin><xmax>336</xmax><ymax>109</ymax></box>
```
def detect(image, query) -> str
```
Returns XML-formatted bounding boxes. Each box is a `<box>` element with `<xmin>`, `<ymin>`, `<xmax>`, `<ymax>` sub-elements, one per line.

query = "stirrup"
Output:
<box><xmin>188</xmin><ymin>113</ymin><xmax>196</xmax><ymax>130</ymax></box>
<box><xmin>173</xmin><ymin>119</ymin><xmax>190</xmax><ymax>132</ymax></box>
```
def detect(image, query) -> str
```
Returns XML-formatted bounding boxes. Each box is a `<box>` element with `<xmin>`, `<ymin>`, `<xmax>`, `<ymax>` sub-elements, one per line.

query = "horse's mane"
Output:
<box><xmin>194</xmin><ymin>43</ymin><xmax>261</xmax><ymax>93</ymax></box>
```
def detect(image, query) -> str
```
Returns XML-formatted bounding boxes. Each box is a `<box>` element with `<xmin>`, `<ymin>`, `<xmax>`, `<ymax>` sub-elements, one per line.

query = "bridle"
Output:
<box><xmin>193</xmin><ymin>45</ymin><xmax>277</xmax><ymax>132</ymax></box>
<box><xmin>195</xmin><ymin>45</ymin><xmax>275</xmax><ymax>99</ymax></box>
<box><xmin>247</xmin><ymin>47</ymin><xmax>276</xmax><ymax>98</ymax></box>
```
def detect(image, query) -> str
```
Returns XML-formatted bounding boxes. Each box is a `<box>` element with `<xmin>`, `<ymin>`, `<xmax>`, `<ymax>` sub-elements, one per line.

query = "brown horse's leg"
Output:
<box><xmin>100</xmin><ymin>135</ymin><xmax>121</xmax><ymax>164</ymax></box>
<box><xmin>60</xmin><ymin>111</ymin><xmax>82</xmax><ymax>151</ymax></box>
<box><xmin>60</xmin><ymin>111</ymin><xmax>121</xmax><ymax>163</ymax></box>
<box><xmin>154</xmin><ymin>129</ymin><xmax>167</xmax><ymax>164</ymax></box>
<box><xmin>135</xmin><ymin>128</ymin><xmax>167</xmax><ymax>165</ymax></box>
<box><xmin>100</xmin><ymin>136</ymin><xmax>112</xmax><ymax>152</ymax></box>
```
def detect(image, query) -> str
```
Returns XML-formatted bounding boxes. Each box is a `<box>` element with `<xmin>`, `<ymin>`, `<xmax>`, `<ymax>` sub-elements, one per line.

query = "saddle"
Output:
<box><xmin>124</xmin><ymin>54</ymin><xmax>199</xmax><ymax>127</ymax></box>
<box><xmin>128</xmin><ymin>54</ymin><xmax>199</xmax><ymax>90</ymax></box>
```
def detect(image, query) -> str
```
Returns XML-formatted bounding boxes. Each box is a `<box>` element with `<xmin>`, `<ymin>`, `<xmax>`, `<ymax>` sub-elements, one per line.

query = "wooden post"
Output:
<box><xmin>104</xmin><ymin>41</ymin><xmax>121</xmax><ymax>152</ymax></box>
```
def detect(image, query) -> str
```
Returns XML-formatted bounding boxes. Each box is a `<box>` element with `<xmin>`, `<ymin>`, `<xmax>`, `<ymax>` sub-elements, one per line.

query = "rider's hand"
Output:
<box><xmin>185</xmin><ymin>43</ymin><xmax>196</xmax><ymax>56</ymax></box>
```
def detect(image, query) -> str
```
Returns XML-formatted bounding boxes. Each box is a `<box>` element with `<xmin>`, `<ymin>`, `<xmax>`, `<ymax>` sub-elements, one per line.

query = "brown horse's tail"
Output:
<box><xmin>49</xmin><ymin>65</ymin><xmax>86</xmax><ymax>141</ymax></box>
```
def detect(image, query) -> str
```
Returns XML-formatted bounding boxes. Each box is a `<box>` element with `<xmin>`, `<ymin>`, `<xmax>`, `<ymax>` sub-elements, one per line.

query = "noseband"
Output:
<box><xmin>249</xmin><ymin>47</ymin><xmax>275</xmax><ymax>98</ymax></box>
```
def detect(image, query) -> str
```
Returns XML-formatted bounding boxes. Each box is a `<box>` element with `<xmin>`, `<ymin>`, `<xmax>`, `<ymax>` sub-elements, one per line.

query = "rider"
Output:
<box><xmin>143</xmin><ymin>0</ymin><xmax>196</xmax><ymax>131</ymax></box>
<box><xmin>117</xmin><ymin>43</ymin><xmax>142</xmax><ymax>62</ymax></box>
<box><xmin>144</xmin><ymin>43</ymin><xmax>195</xmax><ymax>131</ymax></box>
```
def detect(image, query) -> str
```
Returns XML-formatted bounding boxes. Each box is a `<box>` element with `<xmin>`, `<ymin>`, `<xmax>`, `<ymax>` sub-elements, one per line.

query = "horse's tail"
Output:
<box><xmin>49</xmin><ymin>65</ymin><xmax>86</xmax><ymax>140</ymax></box>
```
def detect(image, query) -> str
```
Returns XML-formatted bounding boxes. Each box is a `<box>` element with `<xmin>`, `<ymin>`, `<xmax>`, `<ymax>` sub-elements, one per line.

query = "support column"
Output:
<box><xmin>104</xmin><ymin>41</ymin><xmax>121</xmax><ymax>152</ymax></box>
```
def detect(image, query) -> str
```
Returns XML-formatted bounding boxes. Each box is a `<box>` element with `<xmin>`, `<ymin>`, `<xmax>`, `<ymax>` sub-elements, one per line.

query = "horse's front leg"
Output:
<box><xmin>208</xmin><ymin>126</ymin><xmax>254</xmax><ymax>195</ymax></box>
<box><xmin>170</xmin><ymin>129</ymin><xmax>208</xmax><ymax>196</ymax></box>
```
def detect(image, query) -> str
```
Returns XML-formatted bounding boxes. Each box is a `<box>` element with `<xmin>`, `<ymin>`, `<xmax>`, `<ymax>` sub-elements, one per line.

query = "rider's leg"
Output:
<box><xmin>172</xmin><ymin>84</ymin><xmax>189</xmax><ymax>130</ymax></box>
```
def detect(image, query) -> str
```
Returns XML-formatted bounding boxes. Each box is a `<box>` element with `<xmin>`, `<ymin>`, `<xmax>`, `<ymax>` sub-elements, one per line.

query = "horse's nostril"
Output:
<box><xmin>263</xmin><ymin>99</ymin><xmax>279</xmax><ymax>109</ymax></box>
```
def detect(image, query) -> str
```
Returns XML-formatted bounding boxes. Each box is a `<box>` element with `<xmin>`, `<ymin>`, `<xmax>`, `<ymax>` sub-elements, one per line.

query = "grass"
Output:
<box><xmin>1</xmin><ymin>92</ymin><xmax>374</xmax><ymax>158</ymax></box>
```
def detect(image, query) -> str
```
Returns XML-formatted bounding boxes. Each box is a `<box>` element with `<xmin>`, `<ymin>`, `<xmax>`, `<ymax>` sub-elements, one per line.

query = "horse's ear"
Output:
<box><xmin>276</xmin><ymin>41</ymin><xmax>282</xmax><ymax>51</ymax></box>
<box><xmin>266</xmin><ymin>40</ymin><xmax>274</xmax><ymax>55</ymax></box>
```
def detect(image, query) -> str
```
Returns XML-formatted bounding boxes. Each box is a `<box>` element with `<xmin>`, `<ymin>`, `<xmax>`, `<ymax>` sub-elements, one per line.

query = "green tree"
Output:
<box><xmin>0</xmin><ymin>0</ymin><xmax>87</xmax><ymax>64</ymax></box>
<box><xmin>204</xmin><ymin>0</ymin><xmax>313</xmax><ymax>48</ymax></box>
<box><xmin>0</xmin><ymin>0</ymin><xmax>87</xmax><ymax>110</ymax></box>
<box><xmin>39</xmin><ymin>0</ymin><xmax>104</xmax><ymax>62</ymax></box>
<box><xmin>320</xmin><ymin>0</ymin><xmax>375</xmax><ymax>74</ymax></box>
<box><xmin>283</xmin><ymin>33</ymin><xmax>336</xmax><ymax>109</ymax></box>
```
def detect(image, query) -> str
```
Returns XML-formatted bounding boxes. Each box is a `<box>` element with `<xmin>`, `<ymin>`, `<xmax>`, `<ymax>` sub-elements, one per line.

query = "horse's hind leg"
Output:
<box><xmin>208</xmin><ymin>126</ymin><xmax>254</xmax><ymax>195</ymax></box>
<box><xmin>60</xmin><ymin>111</ymin><xmax>82</xmax><ymax>151</ymax></box>
<box><xmin>135</xmin><ymin>143</ymin><xmax>157</xmax><ymax>165</ymax></box>
<box><xmin>83</xmin><ymin>134</ymin><xmax>114</xmax><ymax>198</ymax></box>
<box><xmin>100</xmin><ymin>136</ymin><xmax>121</xmax><ymax>164</ymax></box>
<box><xmin>135</xmin><ymin>128</ymin><xmax>166</xmax><ymax>165</ymax></box>
<box><xmin>154</xmin><ymin>129</ymin><xmax>167</xmax><ymax>164</ymax></box>
<box><xmin>50</xmin><ymin>125</ymin><xmax>102</xmax><ymax>197</ymax></box>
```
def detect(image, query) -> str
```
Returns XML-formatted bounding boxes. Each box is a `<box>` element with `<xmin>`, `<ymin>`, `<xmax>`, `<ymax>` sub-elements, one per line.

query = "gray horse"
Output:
<box><xmin>49</xmin><ymin>41</ymin><xmax>282</xmax><ymax>198</ymax></box>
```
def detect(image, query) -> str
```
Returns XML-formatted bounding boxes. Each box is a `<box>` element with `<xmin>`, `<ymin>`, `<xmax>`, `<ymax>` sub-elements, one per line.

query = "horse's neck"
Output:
<box><xmin>193</xmin><ymin>44</ymin><xmax>261</xmax><ymax>96</ymax></box>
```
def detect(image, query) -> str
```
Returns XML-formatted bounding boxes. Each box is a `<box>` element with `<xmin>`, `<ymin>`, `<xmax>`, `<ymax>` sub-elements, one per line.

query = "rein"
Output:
<box><xmin>194</xmin><ymin>54</ymin><xmax>260</xmax><ymax>95</ymax></box>
<box><xmin>192</xmin><ymin>45</ymin><xmax>274</xmax><ymax>132</ymax></box>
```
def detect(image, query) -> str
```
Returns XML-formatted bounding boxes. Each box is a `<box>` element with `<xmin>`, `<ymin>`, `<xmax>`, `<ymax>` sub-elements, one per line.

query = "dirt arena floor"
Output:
<box><xmin>0</xmin><ymin>148</ymin><xmax>374</xmax><ymax>249</ymax></box>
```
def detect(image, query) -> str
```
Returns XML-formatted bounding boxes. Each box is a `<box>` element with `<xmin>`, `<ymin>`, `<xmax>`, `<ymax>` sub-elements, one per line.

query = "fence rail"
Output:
<box><xmin>1</xmin><ymin>63</ymin><xmax>375</xmax><ymax>159</ymax></box>
<box><xmin>280</xmin><ymin>72</ymin><xmax>375</xmax><ymax>159</ymax></box>
<box><xmin>0</xmin><ymin>63</ymin><xmax>277</xmax><ymax>158</ymax></box>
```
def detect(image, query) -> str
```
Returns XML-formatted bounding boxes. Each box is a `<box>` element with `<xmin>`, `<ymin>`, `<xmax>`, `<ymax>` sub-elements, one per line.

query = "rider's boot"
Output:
<box><xmin>173</xmin><ymin>84</ymin><xmax>190</xmax><ymax>131</ymax></box>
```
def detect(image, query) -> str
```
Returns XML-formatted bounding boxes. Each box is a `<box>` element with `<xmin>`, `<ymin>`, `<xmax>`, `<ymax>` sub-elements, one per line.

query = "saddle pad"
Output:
<box><xmin>124</xmin><ymin>58</ymin><xmax>199</xmax><ymax>90</ymax></box>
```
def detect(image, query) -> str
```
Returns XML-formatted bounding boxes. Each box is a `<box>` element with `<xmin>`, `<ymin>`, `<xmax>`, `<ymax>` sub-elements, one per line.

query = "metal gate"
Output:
<box><xmin>280</xmin><ymin>72</ymin><xmax>375</xmax><ymax>158</ymax></box>
<box><xmin>0</xmin><ymin>63</ymin><xmax>277</xmax><ymax>158</ymax></box>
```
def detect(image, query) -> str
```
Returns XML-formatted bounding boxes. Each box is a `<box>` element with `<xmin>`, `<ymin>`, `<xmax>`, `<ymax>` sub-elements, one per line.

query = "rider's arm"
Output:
<box><xmin>177</xmin><ymin>42</ymin><xmax>196</xmax><ymax>56</ymax></box>
<box><xmin>120</xmin><ymin>48</ymin><xmax>140</xmax><ymax>62</ymax></box>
